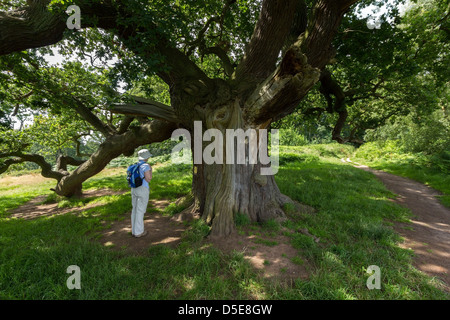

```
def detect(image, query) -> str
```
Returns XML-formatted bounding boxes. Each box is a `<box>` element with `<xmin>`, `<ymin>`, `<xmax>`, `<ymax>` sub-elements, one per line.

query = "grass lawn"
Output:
<box><xmin>0</xmin><ymin>173</ymin><xmax>55</xmax><ymax>218</ymax></box>
<box><xmin>0</xmin><ymin>144</ymin><xmax>448</xmax><ymax>299</ymax></box>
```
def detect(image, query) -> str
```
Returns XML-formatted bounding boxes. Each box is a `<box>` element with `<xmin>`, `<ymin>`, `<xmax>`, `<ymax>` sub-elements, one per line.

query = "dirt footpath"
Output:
<box><xmin>354</xmin><ymin>163</ymin><xmax>450</xmax><ymax>291</ymax></box>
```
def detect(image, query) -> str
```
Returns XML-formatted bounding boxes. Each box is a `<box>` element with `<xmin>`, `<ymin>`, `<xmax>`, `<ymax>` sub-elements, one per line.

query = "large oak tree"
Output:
<box><xmin>0</xmin><ymin>0</ymin><xmax>365</xmax><ymax>237</ymax></box>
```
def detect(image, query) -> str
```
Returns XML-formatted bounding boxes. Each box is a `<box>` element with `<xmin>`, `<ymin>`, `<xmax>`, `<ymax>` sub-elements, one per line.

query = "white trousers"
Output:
<box><xmin>131</xmin><ymin>186</ymin><xmax>149</xmax><ymax>236</ymax></box>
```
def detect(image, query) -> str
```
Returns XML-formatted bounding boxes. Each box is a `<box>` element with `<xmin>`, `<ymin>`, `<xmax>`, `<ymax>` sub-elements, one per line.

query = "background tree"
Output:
<box><xmin>273</xmin><ymin>0</ymin><xmax>448</xmax><ymax>145</ymax></box>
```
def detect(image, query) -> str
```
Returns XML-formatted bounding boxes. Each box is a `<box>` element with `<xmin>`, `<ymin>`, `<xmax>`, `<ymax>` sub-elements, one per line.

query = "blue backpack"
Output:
<box><xmin>127</xmin><ymin>162</ymin><xmax>143</xmax><ymax>188</ymax></box>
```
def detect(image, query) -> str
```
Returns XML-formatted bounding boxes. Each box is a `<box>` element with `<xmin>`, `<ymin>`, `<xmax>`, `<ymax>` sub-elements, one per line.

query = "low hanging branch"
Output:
<box><xmin>0</xmin><ymin>151</ymin><xmax>87</xmax><ymax>180</ymax></box>
<box><xmin>0</xmin><ymin>118</ymin><xmax>178</xmax><ymax>198</ymax></box>
<box><xmin>0</xmin><ymin>158</ymin><xmax>26</xmax><ymax>175</ymax></box>
<box><xmin>111</xmin><ymin>96</ymin><xmax>180</xmax><ymax>123</ymax></box>
<box><xmin>317</xmin><ymin>71</ymin><xmax>389</xmax><ymax>144</ymax></box>
<box><xmin>56</xmin><ymin>155</ymin><xmax>86</xmax><ymax>173</ymax></box>
<box><xmin>0</xmin><ymin>152</ymin><xmax>65</xmax><ymax>181</ymax></box>
<box><xmin>53</xmin><ymin>119</ymin><xmax>178</xmax><ymax>197</ymax></box>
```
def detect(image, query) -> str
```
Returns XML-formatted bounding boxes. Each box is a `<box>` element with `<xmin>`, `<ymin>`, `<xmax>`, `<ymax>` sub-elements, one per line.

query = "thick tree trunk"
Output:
<box><xmin>185</xmin><ymin>99</ymin><xmax>293</xmax><ymax>237</ymax></box>
<box><xmin>195</xmin><ymin>161</ymin><xmax>290</xmax><ymax>237</ymax></box>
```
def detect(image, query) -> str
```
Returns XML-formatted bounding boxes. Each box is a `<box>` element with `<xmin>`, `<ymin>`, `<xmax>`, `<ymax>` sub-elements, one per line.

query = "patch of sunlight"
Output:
<box><xmin>323</xmin><ymin>251</ymin><xmax>344</xmax><ymax>267</ymax></box>
<box><xmin>385</xmin><ymin>283</ymin><xmax>414</xmax><ymax>299</ymax></box>
<box><xmin>183</xmin><ymin>277</ymin><xmax>196</xmax><ymax>291</ymax></box>
<box><xmin>89</xmin><ymin>194</ymin><xmax>123</xmax><ymax>205</ymax></box>
<box><xmin>81</xmin><ymin>211</ymin><xmax>91</xmax><ymax>217</ymax></box>
<box><xmin>367</xmin><ymin>195</ymin><xmax>389</xmax><ymax>201</ymax></box>
<box><xmin>104</xmin><ymin>241</ymin><xmax>115</xmax><ymax>247</ymax></box>
<box><xmin>199</xmin><ymin>243</ymin><xmax>213</xmax><ymax>250</ymax></box>
<box><xmin>240</xmin><ymin>279</ymin><xmax>267</xmax><ymax>300</ymax></box>
<box><xmin>336</xmin><ymin>287</ymin><xmax>357</xmax><ymax>300</ymax></box>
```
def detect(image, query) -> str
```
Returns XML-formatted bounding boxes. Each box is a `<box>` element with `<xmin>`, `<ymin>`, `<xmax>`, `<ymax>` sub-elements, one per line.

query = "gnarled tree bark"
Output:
<box><xmin>187</xmin><ymin>99</ymin><xmax>292</xmax><ymax>237</ymax></box>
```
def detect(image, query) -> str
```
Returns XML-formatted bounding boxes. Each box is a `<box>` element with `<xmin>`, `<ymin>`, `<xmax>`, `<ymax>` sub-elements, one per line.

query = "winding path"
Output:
<box><xmin>348</xmin><ymin>160</ymin><xmax>450</xmax><ymax>291</ymax></box>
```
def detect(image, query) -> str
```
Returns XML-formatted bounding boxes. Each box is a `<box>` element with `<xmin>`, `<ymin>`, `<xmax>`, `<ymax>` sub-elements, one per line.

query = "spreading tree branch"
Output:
<box><xmin>117</xmin><ymin>115</ymin><xmax>135</xmax><ymax>134</ymax></box>
<box><xmin>54</xmin><ymin>119</ymin><xmax>178</xmax><ymax>196</ymax></box>
<box><xmin>0</xmin><ymin>0</ymin><xmax>211</xmax><ymax>88</ymax></box>
<box><xmin>56</xmin><ymin>155</ymin><xmax>86</xmax><ymax>173</ymax></box>
<box><xmin>185</xmin><ymin>0</ymin><xmax>236</xmax><ymax>55</ymax></box>
<box><xmin>234</xmin><ymin>0</ymin><xmax>300</xmax><ymax>83</ymax></box>
<box><xmin>0</xmin><ymin>0</ymin><xmax>66</xmax><ymax>55</ymax></box>
<box><xmin>0</xmin><ymin>151</ymin><xmax>64</xmax><ymax>180</ymax></box>
<box><xmin>300</xmin><ymin>0</ymin><xmax>359</xmax><ymax>70</ymax></box>
<box><xmin>186</xmin><ymin>16</ymin><xmax>221</xmax><ymax>56</ymax></box>
<box><xmin>200</xmin><ymin>46</ymin><xmax>235</xmax><ymax>77</ymax></box>
<box><xmin>111</xmin><ymin>96</ymin><xmax>179</xmax><ymax>123</ymax></box>
<box><xmin>241</xmin><ymin>0</ymin><xmax>360</xmax><ymax>126</ymax></box>
<box><xmin>74</xmin><ymin>133</ymin><xmax>92</xmax><ymax>158</ymax></box>
<box><xmin>72</xmin><ymin>98</ymin><xmax>116</xmax><ymax>137</ymax></box>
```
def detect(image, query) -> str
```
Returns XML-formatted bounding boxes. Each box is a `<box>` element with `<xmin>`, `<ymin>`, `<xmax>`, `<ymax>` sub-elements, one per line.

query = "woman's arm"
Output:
<box><xmin>144</xmin><ymin>167</ymin><xmax>152</xmax><ymax>182</ymax></box>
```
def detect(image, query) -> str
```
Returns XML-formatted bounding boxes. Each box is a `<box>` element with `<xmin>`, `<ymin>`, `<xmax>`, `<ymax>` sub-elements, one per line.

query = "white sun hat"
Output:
<box><xmin>138</xmin><ymin>149</ymin><xmax>152</xmax><ymax>160</ymax></box>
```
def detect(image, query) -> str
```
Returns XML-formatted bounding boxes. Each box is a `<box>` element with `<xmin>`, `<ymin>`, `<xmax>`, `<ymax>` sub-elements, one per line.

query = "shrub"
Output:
<box><xmin>278</xmin><ymin>128</ymin><xmax>308</xmax><ymax>146</ymax></box>
<box><xmin>279</xmin><ymin>152</ymin><xmax>319</xmax><ymax>165</ymax></box>
<box><xmin>365</xmin><ymin>110</ymin><xmax>450</xmax><ymax>156</ymax></box>
<box><xmin>355</xmin><ymin>140</ymin><xmax>450</xmax><ymax>174</ymax></box>
<box><xmin>354</xmin><ymin>140</ymin><xmax>403</xmax><ymax>162</ymax></box>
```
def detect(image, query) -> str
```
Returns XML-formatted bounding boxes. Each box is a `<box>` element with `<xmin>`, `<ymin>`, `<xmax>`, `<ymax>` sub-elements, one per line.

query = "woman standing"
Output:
<box><xmin>131</xmin><ymin>149</ymin><xmax>152</xmax><ymax>238</ymax></box>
